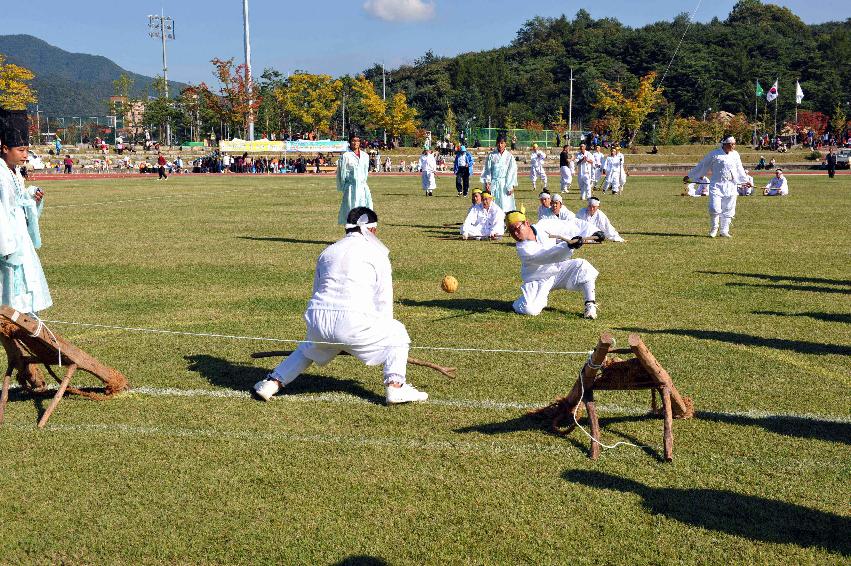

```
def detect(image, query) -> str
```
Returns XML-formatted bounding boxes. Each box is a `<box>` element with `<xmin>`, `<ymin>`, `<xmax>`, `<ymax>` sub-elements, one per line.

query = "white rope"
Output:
<box><xmin>30</xmin><ymin>313</ymin><xmax>62</xmax><ymax>367</ymax></box>
<box><xmin>571</xmin><ymin>342</ymin><xmax>650</xmax><ymax>452</ymax></box>
<box><xmin>40</xmin><ymin>319</ymin><xmax>590</xmax><ymax>356</ymax></box>
<box><xmin>659</xmin><ymin>0</ymin><xmax>704</xmax><ymax>85</ymax></box>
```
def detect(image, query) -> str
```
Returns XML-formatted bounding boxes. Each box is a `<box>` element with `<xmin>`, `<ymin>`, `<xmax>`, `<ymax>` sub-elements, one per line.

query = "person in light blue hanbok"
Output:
<box><xmin>336</xmin><ymin>134</ymin><xmax>373</xmax><ymax>224</ymax></box>
<box><xmin>0</xmin><ymin>109</ymin><xmax>52</xmax><ymax>315</ymax></box>
<box><xmin>481</xmin><ymin>133</ymin><xmax>517</xmax><ymax>212</ymax></box>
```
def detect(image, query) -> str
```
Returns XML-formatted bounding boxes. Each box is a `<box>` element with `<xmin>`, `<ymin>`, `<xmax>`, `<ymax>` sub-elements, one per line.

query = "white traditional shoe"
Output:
<box><xmin>709</xmin><ymin>229</ymin><xmax>718</xmax><ymax>238</ymax></box>
<box><xmin>254</xmin><ymin>376</ymin><xmax>282</xmax><ymax>401</ymax></box>
<box><xmin>720</xmin><ymin>232</ymin><xmax>732</xmax><ymax>238</ymax></box>
<box><xmin>583</xmin><ymin>301</ymin><xmax>598</xmax><ymax>320</ymax></box>
<box><xmin>385</xmin><ymin>383</ymin><xmax>428</xmax><ymax>404</ymax></box>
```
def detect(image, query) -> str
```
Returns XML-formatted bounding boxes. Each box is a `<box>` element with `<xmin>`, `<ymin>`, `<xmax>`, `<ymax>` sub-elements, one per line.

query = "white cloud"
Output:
<box><xmin>363</xmin><ymin>0</ymin><xmax>436</xmax><ymax>22</ymax></box>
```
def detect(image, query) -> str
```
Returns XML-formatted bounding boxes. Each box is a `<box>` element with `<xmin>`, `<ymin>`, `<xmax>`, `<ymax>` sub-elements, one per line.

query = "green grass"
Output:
<box><xmin>1</xmin><ymin>172</ymin><xmax>849</xmax><ymax>564</ymax></box>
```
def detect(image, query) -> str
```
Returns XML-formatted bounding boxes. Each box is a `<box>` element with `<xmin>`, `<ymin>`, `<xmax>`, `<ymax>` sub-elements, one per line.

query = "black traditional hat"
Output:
<box><xmin>0</xmin><ymin>109</ymin><xmax>30</xmax><ymax>147</ymax></box>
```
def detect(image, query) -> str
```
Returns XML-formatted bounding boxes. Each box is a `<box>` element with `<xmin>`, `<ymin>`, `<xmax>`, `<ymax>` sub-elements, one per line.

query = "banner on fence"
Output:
<box><xmin>219</xmin><ymin>139</ymin><xmax>348</xmax><ymax>153</ymax></box>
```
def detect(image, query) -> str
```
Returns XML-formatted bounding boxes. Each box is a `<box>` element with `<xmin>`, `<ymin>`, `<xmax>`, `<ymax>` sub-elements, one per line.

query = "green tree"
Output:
<box><xmin>274</xmin><ymin>73</ymin><xmax>342</xmax><ymax>136</ymax></box>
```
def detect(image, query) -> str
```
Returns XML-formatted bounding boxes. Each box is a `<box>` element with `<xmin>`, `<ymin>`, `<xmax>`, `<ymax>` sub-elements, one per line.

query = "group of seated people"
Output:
<box><xmin>459</xmin><ymin>189</ymin><xmax>625</xmax><ymax>242</ymax></box>
<box><xmin>683</xmin><ymin>169</ymin><xmax>788</xmax><ymax>197</ymax></box>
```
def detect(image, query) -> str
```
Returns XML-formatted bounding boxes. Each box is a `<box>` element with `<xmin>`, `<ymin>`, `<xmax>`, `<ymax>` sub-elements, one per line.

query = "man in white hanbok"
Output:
<box><xmin>461</xmin><ymin>191</ymin><xmax>504</xmax><ymax>240</ymax></box>
<box><xmin>506</xmin><ymin>210</ymin><xmax>603</xmax><ymax>319</ymax></box>
<box><xmin>549</xmin><ymin>193</ymin><xmax>575</xmax><ymax>220</ymax></box>
<box><xmin>0</xmin><ymin>109</ymin><xmax>51</xmax><ymax>315</ymax></box>
<box><xmin>576</xmin><ymin>197</ymin><xmax>625</xmax><ymax>242</ymax></box>
<box><xmin>684</xmin><ymin>137</ymin><xmax>751</xmax><ymax>238</ymax></box>
<box><xmin>763</xmin><ymin>169</ymin><xmax>788</xmax><ymax>196</ymax></box>
<box><xmin>537</xmin><ymin>191</ymin><xmax>553</xmax><ymax>220</ymax></box>
<box><xmin>336</xmin><ymin>134</ymin><xmax>373</xmax><ymax>224</ymax></box>
<box><xmin>419</xmin><ymin>147</ymin><xmax>437</xmax><ymax>196</ymax></box>
<box><xmin>529</xmin><ymin>143</ymin><xmax>548</xmax><ymax>191</ymax></box>
<box><xmin>738</xmin><ymin>171</ymin><xmax>755</xmax><ymax>196</ymax></box>
<box><xmin>592</xmin><ymin>146</ymin><xmax>605</xmax><ymax>189</ymax></box>
<box><xmin>255</xmin><ymin>207</ymin><xmax>428</xmax><ymax>405</ymax></box>
<box><xmin>575</xmin><ymin>143</ymin><xmax>595</xmax><ymax>201</ymax></box>
<box><xmin>481</xmin><ymin>134</ymin><xmax>517</xmax><ymax>212</ymax></box>
<box><xmin>603</xmin><ymin>146</ymin><xmax>627</xmax><ymax>194</ymax></box>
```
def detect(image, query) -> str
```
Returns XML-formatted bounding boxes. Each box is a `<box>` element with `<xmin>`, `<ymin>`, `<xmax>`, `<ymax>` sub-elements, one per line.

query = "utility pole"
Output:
<box><xmin>148</xmin><ymin>11</ymin><xmax>175</xmax><ymax>145</ymax></box>
<box><xmin>568</xmin><ymin>67</ymin><xmax>574</xmax><ymax>143</ymax></box>
<box><xmin>243</xmin><ymin>0</ymin><xmax>254</xmax><ymax>141</ymax></box>
<box><xmin>382</xmin><ymin>63</ymin><xmax>387</xmax><ymax>145</ymax></box>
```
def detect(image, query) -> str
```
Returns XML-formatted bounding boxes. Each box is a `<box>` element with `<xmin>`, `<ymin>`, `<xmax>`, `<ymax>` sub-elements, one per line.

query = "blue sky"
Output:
<box><xmin>4</xmin><ymin>1</ymin><xmax>846</xmax><ymax>84</ymax></box>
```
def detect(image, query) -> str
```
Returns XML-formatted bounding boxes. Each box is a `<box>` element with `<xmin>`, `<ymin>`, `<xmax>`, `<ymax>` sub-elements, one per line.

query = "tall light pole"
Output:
<box><xmin>148</xmin><ymin>11</ymin><xmax>175</xmax><ymax>145</ymax></box>
<box><xmin>382</xmin><ymin>63</ymin><xmax>387</xmax><ymax>145</ymax></box>
<box><xmin>568</xmin><ymin>67</ymin><xmax>574</xmax><ymax>142</ymax></box>
<box><xmin>35</xmin><ymin>105</ymin><xmax>42</xmax><ymax>145</ymax></box>
<box><xmin>243</xmin><ymin>0</ymin><xmax>254</xmax><ymax>141</ymax></box>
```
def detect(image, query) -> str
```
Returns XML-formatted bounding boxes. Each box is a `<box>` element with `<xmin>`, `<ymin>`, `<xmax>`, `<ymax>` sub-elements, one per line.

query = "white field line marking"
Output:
<box><xmin>50</xmin><ymin>188</ymin><xmax>247</xmax><ymax>209</ymax></box>
<box><xmin>17</xmin><ymin>384</ymin><xmax>846</xmax><ymax>423</ymax></box>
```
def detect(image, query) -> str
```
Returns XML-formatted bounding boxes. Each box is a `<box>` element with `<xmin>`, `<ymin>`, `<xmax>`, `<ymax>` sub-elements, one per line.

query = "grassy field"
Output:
<box><xmin>0</xmin><ymin>171</ymin><xmax>848</xmax><ymax>564</ymax></box>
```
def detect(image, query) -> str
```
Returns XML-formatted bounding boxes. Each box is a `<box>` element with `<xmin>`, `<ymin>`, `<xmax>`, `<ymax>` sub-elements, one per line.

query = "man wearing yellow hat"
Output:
<box><xmin>461</xmin><ymin>190</ymin><xmax>504</xmax><ymax>240</ymax></box>
<box><xmin>505</xmin><ymin>209</ymin><xmax>602</xmax><ymax>319</ymax></box>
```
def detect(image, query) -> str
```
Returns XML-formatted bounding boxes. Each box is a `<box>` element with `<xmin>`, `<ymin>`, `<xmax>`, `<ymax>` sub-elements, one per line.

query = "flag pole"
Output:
<box><xmin>754</xmin><ymin>79</ymin><xmax>759</xmax><ymax>147</ymax></box>
<box><xmin>773</xmin><ymin>77</ymin><xmax>778</xmax><ymax>140</ymax></box>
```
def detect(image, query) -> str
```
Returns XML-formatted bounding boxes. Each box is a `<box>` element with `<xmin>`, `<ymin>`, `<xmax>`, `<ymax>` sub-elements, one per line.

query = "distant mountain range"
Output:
<box><xmin>0</xmin><ymin>34</ymin><xmax>186</xmax><ymax>116</ymax></box>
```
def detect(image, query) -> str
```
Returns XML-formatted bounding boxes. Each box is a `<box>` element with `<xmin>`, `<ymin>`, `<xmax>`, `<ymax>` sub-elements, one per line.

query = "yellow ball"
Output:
<box><xmin>441</xmin><ymin>275</ymin><xmax>459</xmax><ymax>293</ymax></box>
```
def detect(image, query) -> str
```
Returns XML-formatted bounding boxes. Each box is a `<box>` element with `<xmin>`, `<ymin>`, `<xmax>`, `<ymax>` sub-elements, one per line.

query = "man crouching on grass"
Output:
<box><xmin>505</xmin><ymin>210</ymin><xmax>603</xmax><ymax>319</ymax></box>
<box><xmin>254</xmin><ymin>207</ymin><xmax>428</xmax><ymax>405</ymax></box>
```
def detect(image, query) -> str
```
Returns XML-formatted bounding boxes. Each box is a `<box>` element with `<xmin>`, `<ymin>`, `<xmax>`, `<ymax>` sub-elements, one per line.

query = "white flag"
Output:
<box><xmin>795</xmin><ymin>81</ymin><xmax>804</xmax><ymax>104</ymax></box>
<box><xmin>766</xmin><ymin>80</ymin><xmax>779</xmax><ymax>102</ymax></box>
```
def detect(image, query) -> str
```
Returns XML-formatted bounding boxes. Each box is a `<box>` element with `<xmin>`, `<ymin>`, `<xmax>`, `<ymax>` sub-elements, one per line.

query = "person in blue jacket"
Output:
<box><xmin>453</xmin><ymin>145</ymin><xmax>474</xmax><ymax>197</ymax></box>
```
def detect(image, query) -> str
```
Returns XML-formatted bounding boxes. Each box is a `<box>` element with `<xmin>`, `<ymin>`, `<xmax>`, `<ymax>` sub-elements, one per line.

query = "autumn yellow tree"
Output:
<box><xmin>595</xmin><ymin>71</ymin><xmax>664</xmax><ymax>147</ymax></box>
<box><xmin>0</xmin><ymin>54</ymin><xmax>37</xmax><ymax>110</ymax></box>
<box><xmin>274</xmin><ymin>73</ymin><xmax>342</xmax><ymax>136</ymax></box>
<box><xmin>352</xmin><ymin>76</ymin><xmax>386</xmax><ymax>131</ymax></box>
<box><xmin>384</xmin><ymin>92</ymin><xmax>418</xmax><ymax>140</ymax></box>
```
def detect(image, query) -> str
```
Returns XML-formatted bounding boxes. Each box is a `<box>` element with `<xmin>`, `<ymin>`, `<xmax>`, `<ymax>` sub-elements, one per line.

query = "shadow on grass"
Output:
<box><xmin>184</xmin><ymin>354</ymin><xmax>384</xmax><ymax>404</ymax></box>
<box><xmin>753</xmin><ymin>310</ymin><xmax>851</xmax><ymax>324</ymax></box>
<box><xmin>563</xmin><ymin>470</ymin><xmax>851</xmax><ymax>556</ymax></box>
<box><xmin>621</xmin><ymin>231</ymin><xmax>704</xmax><ymax>238</ymax></box>
<box><xmin>399</xmin><ymin>297</ymin><xmax>515</xmax><ymax>314</ymax></box>
<box><xmin>332</xmin><ymin>557</ymin><xmax>388</xmax><ymax>566</ymax></box>
<box><xmin>726</xmin><ymin>281</ymin><xmax>851</xmax><ymax>295</ymax></box>
<box><xmin>697</xmin><ymin>411</ymin><xmax>851</xmax><ymax>445</ymax></box>
<box><xmin>238</xmin><ymin>236</ymin><xmax>334</xmax><ymax>246</ymax></box>
<box><xmin>618</xmin><ymin>327</ymin><xmax>851</xmax><ymax>356</ymax></box>
<box><xmin>698</xmin><ymin>271</ymin><xmax>851</xmax><ymax>287</ymax></box>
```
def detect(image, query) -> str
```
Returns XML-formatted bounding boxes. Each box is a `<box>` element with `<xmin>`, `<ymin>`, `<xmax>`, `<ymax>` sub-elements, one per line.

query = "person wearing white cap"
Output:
<box><xmin>559</xmin><ymin>145</ymin><xmax>574</xmax><ymax>194</ymax></box>
<box><xmin>576</xmin><ymin>197</ymin><xmax>625</xmax><ymax>242</ymax></box>
<box><xmin>254</xmin><ymin>207</ymin><xmax>428</xmax><ymax>405</ymax></box>
<box><xmin>505</xmin><ymin>210</ymin><xmax>604</xmax><ymax>319</ymax></box>
<box><xmin>763</xmin><ymin>169</ymin><xmax>789</xmax><ymax>196</ymax></box>
<box><xmin>461</xmin><ymin>190</ymin><xmax>504</xmax><ymax>240</ymax></box>
<box><xmin>481</xmin><ymin>133</ymin><xmax>518</xmax><ymax>211</ymax></box>
<box><xmin>529</xmin><ymin>143</ymin><xmax>548</xmax><ymax>191</ymax></box>
<box><xmin>537</xmin><ymin>191</ymin><xmax>553</xmax><ymax>219</ymax></box>
<box><xmin>418</xmin><ymin>146</ymin><xmax>437</xmax><ymax>196</ymax></box>
<box><xmin>603</xmin><ymin>146</ymin><xmax>627</xmax><ymax>194</ymax></box>
<box><xmin>683</xmin><ymin>136</ymin><xmax>751</xmax><ymax>238</ymax></box>
<box><xmin>549</xmin><ymin>193</ymin><xmax>575</xmax><ymax>220</ymax></box>
<box><xmin>575</xmin><ymin>143</ymin><xmax>595</xmax><ymax>201</ymax></box>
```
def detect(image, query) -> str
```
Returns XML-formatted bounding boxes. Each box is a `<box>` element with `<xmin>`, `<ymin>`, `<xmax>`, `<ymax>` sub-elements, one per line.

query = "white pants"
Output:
<box><xmin>708</xmin><ymin>192</ymin><xmax>737</xmax><ymax>234</ymax></box>
<box><xmin>578</xmin><ymin>175</ymin><xmax>593</xmax><ymax>200</ymax></box>
<box><xmin>422</xmin><ymin>172</ymin><xmax>436</xmax><ymax>192</ymax></box>
<box><xmin>272</xmin><ymin>309</ymin><xmax>410</xmax><ymax>385</ymax></box>
<box><xmin>605</xmin><ymin>174</ymin><xmax>621</xmax><ymax>194</ymax></box>
<box><xmin>513</xmin><ymin>259</ymin><xmax>598</xmax><ymax>316</ymax></box>
<box><xmin>560</xmin><ymin>166</ymin><xmax>572</xmax><ymax>191</ymax></box>
<box><xmin>531</xmin><ymin>167</ymin><xmax>547</xmax><ymax>188</ymax></box>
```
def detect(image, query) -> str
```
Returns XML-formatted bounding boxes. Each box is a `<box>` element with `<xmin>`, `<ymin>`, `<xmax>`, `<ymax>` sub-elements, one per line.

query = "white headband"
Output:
<box><xmin>344</xmin><ymin>213</ymin><xmax>377</xmax><ymax>230</ymax></box>
<box><xmin>551</xmin><ymin>194</ymin><xmax>563</xmax><ymax>203</ymax></box>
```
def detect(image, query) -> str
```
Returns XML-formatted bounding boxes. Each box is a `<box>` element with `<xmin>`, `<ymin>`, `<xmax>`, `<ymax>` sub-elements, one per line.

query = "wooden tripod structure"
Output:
<box><xmin>0</xmin><ymin>306</ymin><xmax>128</xmax><ymax>428</ymax></box>
<box><xmin>539</xmin><ymin>332</ymin><xmax>693</xmax><ymax>461</ymax></box>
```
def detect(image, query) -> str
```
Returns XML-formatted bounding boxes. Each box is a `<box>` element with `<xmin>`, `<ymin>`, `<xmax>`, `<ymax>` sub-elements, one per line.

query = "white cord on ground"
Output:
<box><xmin>40</xmin><ymin>319</ymin><xmax>590</xmax><ymax>356</ymax></box>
